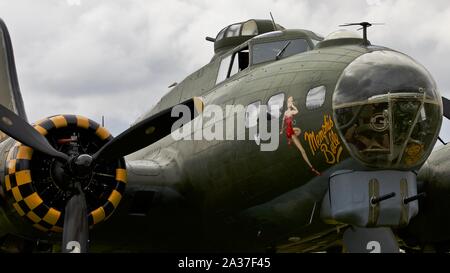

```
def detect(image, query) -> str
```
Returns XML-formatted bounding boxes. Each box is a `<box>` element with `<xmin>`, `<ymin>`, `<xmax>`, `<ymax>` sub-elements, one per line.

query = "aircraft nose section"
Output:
<box><xmin>333</xmin><ymin>50</ymin><xmax>442</xmax><ymax>169</ymax></box>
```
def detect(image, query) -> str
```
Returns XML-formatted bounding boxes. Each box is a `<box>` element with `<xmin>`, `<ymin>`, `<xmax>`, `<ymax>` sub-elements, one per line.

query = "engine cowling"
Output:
<box><xmin>2</xmin><ymin>114</ymin><xmax>126</xmax><ymax>233</ymax></box>
<box><xmin>398</xmin><ymin>144</ymin><xmax>450</xmax><ymax>251</ymax></box>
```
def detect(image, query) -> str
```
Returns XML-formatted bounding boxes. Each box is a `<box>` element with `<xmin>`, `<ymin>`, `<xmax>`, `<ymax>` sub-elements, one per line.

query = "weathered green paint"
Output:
<box><xmin>0</xmin><ymin>22</ymin><xmax>368</xmax><ymax>251</ymax></box>
<box><xmin>0</xmin><ymin>19</ymin><xmax>441</xmax><ymax>252</ymax></box>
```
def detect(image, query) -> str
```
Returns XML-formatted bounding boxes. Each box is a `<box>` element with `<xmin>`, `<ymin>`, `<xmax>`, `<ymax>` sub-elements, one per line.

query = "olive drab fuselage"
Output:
<box><xmin>0</xmin><ymin>19</ymin><xmax>442</xmax><ymax>252</ymax></box>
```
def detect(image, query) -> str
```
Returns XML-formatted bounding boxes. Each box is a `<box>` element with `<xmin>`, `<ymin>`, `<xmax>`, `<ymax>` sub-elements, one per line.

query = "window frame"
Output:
<box><xmin>216</xmin><ymin>27</ymin><xmax>227</xmax><ymax>41</ymax></box>
<box><xmin>215</xmin><ymin>54</ymin><xmax>233</xmax><ymax>85</ymax></box>
<box><xmin>215</xmin><ymin>43</ymin><xmax>250</xmax><ymax>85</ymax></box>
<box><xmin>225</xmin><ymin>23</ymin><xmax>242</xmax><ymax>38</ymax></box>
<box><xmin>305</xmin><ymin>85</ymin><xmax>327</xmax><ymax>110</ymax></box>
<box><xmin>241</xmin><ymin>20</ymin><xmax>258</xmax><ymax>36</ymax></box>
<box><xmin>250</xmin><ymin>38</ymin><xmax>311</xmax><ymax>65</ymax></box>
<box><xmin>229</xmin><ymin>45</ymin><xmax>250</xmax><ymax>78</ymax></box>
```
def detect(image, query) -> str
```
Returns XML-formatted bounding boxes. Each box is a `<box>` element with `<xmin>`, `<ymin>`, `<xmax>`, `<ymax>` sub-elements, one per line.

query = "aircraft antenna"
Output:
<box><xmin>270</xmin><ymin>12</ymin><xmax>278</xmax><ymax>30</ymax></box>
<box><xmin>101</xmin><ymin>115</ymin><xmax>104</xmax><ymax>127</ymax></box>
<box><xmin>339</xmin><ymin>22</ymin><xmax>384</xmax><ymax>46</ymax></box>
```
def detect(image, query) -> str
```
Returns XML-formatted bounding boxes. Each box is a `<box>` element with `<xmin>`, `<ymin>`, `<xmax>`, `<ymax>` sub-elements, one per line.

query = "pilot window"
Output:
<box><xmin>252</xmin><ymin>39</ymin><xmax>310</xmax><ymax>64</ymax></box>
<box><xmin>216</xmin><ymin>55</ymin><xmax>232</xmax><ymax>85</ymax></box>
<box><xmin>229</xmin><ymin>47</ymin><xmax>249</xmax><ymax>77</ymax></box>
<box><xmin>216</xmin><ymin>47</ymin><xmax>250</xmax><ymax>85</ymax></box>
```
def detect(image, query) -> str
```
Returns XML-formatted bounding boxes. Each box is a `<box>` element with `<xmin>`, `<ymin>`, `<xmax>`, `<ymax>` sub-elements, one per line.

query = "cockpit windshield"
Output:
<box><xmin>252</xmin><ymin>39</ymin><xmax>310</xmax><ymax>64</ymax></box>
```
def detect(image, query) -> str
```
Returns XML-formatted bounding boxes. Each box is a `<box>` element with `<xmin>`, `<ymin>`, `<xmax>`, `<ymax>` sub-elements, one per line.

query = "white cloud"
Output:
<box><xmin>67</xmin><ymin>0</ymin><xmax>81</xmax><ymax>6</ymax></box>
<box><xmin>0</xmin><ymin>0</ymin><xmax>449</xmax><ymax>138</ymax></box>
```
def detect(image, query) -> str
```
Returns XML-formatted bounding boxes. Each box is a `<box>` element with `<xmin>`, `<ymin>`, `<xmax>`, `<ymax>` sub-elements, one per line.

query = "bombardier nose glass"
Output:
<box><xmin>333</xmin><ymin>51</ymin><xmax>442</xmax><ymax>169</ymax></box>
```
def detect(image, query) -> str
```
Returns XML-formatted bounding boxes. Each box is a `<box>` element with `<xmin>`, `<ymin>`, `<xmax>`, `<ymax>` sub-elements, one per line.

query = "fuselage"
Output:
<box><xmin>93</xmin><ymin>29</ymin><xmax>440</xmax><ymax>251</ymax></box>
<box><xmin>0</xmin><ymin>21</ymin><xmax>442</xmax><ymax>252</ymax></box>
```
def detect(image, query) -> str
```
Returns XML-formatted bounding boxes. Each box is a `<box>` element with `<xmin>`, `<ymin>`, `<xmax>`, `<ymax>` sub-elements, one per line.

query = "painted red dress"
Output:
<box><xmin>284</xmin><ymin>116</ymin><xmax>295</xmax><ymax>145</ymax></box>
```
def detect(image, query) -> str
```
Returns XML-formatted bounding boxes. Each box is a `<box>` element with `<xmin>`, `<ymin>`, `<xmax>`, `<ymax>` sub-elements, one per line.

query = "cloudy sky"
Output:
<box><xmin>1</xmin><ymin>0</ymin><xmax>450</xmax><ymax>139</ymax></box>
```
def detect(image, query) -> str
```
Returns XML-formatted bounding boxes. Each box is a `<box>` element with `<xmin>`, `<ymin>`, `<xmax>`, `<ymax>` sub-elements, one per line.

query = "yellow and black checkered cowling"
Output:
<box><xmin>3</xmin><ymin>115</ymin><xmax>127</xmax><ymax>233</ymax></box>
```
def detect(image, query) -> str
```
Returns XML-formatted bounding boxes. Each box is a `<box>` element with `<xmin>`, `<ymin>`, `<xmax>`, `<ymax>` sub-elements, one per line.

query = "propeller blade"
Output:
<box><xmin>62</xmin><ymin>187</ymin><xmax>89</xmax><ymax>253</ymax></box>
<box><xmin>339</xmin><ymin>22</ymin><xmax>382</xmax><ymax>28</ymax></box>
<box><xmin>339</xmin><ymin>23</ymin><xmax>362</xmax><ymax>27</ymax></box>
<box><xmin>442</xmin><ymin>97</ymin><xmax>450</xmax><ymax>119</ymax></box>
<box><xmin>92</xmin><ymin>98</ymin><xmax>200</xmax><ymax>162</ymax></box>
<box><xmin>0</xmin><ymin>104</ymin><xmax>69</xmax><ymax>161</ymax></box>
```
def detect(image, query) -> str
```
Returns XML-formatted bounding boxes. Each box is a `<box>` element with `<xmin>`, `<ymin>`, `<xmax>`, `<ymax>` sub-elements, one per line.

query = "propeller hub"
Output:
<box><xmin>72</xmin><ymin>154</ymin><xmax>94</xmax><ymax>177</ymax></box>
<box><xmin>50</xmin><ymin>155</ymin><xmax>93</xmax><ymax>195</ymax></box>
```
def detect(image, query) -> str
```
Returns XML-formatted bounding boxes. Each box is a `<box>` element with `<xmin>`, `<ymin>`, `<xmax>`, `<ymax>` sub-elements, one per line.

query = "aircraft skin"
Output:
<box><xmin>0</xmin><ymin>18</ymin><xmax>448</xmax><ymax>252</ymax></box>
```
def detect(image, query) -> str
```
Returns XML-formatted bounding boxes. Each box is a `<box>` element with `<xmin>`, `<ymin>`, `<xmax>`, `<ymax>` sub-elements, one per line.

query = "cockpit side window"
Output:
<box><xmin>216</xmin><ymin>46</ymin><xmax>250</xmax><ymax>85</ymax></box>
<box><xmin>252</xmin><ymin>39</ymin><xmax>310</xmax><ymax>65</ymax></box>
<box><xmin>216</xmin><ymin>55</ymin><xmax>232</xmax><ymax>85</ymax></box>
<box><xmin>230</xmin><ymin>46</ymin><xmax>249</xmax><ymax>78</ymax></box>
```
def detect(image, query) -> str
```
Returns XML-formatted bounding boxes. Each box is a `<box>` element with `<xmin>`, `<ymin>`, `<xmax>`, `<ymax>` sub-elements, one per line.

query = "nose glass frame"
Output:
<box><xmin>334</xmin><ymin>91</ymin><xmax>441</xmax><ymax>169</ymax></box>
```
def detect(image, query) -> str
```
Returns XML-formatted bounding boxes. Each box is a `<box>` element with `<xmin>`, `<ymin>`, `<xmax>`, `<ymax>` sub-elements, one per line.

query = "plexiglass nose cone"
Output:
<box><xmin>333</xmin><ymin>50</ymin><xmax>442</xmax><ymax>169</ymax></box>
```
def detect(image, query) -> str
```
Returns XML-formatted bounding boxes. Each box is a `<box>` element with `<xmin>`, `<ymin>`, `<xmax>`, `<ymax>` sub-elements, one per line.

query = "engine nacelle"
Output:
<box><xmin>398</xmin><ymin>144</ymin><xmax>450</xmax><ymax>251</ymax></box>
<box><xmin>1</xmin><ymin>114</ymin><xmax>126</xmax><ymax>233</ymax></box>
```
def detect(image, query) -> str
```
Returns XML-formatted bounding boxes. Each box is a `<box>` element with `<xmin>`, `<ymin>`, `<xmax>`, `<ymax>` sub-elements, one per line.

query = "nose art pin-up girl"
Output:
<box><xmin>280</xmin><ymin>96</ymin><xmax>320</xmax><ymax>176</ymax></box>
